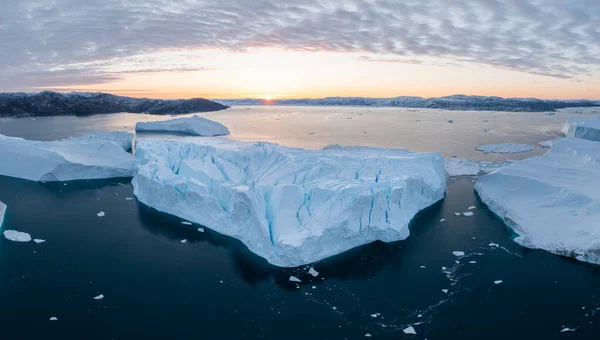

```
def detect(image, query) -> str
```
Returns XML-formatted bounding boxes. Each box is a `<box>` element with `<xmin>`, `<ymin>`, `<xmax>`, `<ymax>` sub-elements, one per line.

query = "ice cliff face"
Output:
<box><xmin>475</xmin><ymin>138</ymin><xmax>600</xmax><ymax>264</ymax></box>
<box><xmin>0</xmin><ymin>132</ymin><xmax>135</xmax><ymax>181</ymax></box>
<box><xmin>0</xmin><ymin>201</ymin><xmax>6</xmax><ymax>227</ymax></box>
<box><xmin>132</xmin><ymin>139</ymin><xmax>446</xmax><ymax>267</ymax></box>
<box><xmin>562</xmin><ymin>118</ymin><xmax>600</xmax><ymax>141</ymax></box>
<box><xmin>136</xmin><ymin>115</ymin><xmax>230</xmax><ymax>136</ymax></box>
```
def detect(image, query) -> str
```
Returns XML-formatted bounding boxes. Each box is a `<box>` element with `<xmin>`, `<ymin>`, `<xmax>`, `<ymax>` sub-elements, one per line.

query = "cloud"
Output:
<box><xmin>0</xmin><ymin>0</ymin><xmax>599</xmax><ymax>89</ymax></box>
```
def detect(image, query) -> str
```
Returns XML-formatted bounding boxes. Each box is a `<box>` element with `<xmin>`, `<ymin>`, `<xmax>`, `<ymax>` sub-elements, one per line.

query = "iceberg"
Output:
<box><xmin>3</xmin><ymin>230</ymin><xmax>32</xmax><ymax>242</ymax></box>
<box><xmin>132</xmin><ymin>138</ymin><xmax>446</xmax><ymax>267</ymax></box>
<box><xmin>135</xmin><ymin>115</ymin><xmax>230</xmax><ymax>136</ymax></box>
<box><xmin>0</xmin><ymin>132</ymin><xmax>135</xmax><ymax>182</ymax></box>
<box><xmin>64</xmin><ymin>131</ymin><xmax>133</xmax><ymax>150</ymax></box>
<box><xmin>475</xmin><ymin>138</ymin><xmax>600</xmax><ymax>264</ymax></box>
<box><xmin>0</xmin><ymin>201</ymin><xmax>6</xmax><ymax>227</ymax></box>
<box><xmin>562</xmin><ymin>118</ymin><xmax>600</xmax><ymax>141</ymax></box>
<box><xmin>475</xmin><ymin>143</ymin><xmax>535</xmax><ymax>154</ymax></box>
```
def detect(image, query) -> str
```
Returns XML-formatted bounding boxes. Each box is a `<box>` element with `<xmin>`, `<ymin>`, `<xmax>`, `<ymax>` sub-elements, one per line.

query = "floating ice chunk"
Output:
<box><xmin>289</xmin><ymin>276</ymin><xmax>301</xmax><ymax>283</ymax></box>
<box><xmin>489</xmin><ymin>243</ymin><xmax>499</xmax><ymax>247</ymax></box>
<box><xmin>468</xmin><ymin>206</ymin><xmax>476</xmax><ymax>210</ymax></box>
<box><xmin>181</xmin><ymin>221</ymin><xmax>192</xmax><ymax>225</ymax></box>
<box><xmin>93</xmin><ymin>294</ymin><xmax>104</xmax><ymax>300</ymax></box>
<box><xmin>476</xmin><ymin>138</ymin><xmax>600</xmax><ymax>264</ymax></box>
<box><xmin>308</xmin><ymin>267</ymin><xmax>319</xmax><ymax>277</ymax></box>
<box><xmin>403</xmin><ymin>326</ymin><xmax>417</xmax><ymax>334</ymax></box>
<box><xmin>445</xmin><ymin>158</ymin><xmax>513</xmax><ymax>177</ymax></box>
<box><xmin>312</xmin><ymin>286</ymin><xmax>316</xmax><ymax>289</ymax></box>
<box><xmin>494</xmin><ymin>280</ymin><xmax>503</xmax><ymax>284</ymax></box>
<box><xmin>3</xmin><ymin>230</ymin><xmax>32</xmax><ymax>242</ymax></box>
<box><xmin>0</xmin><ymin>132</ymin><xmax>135</xmax><ymax>182</ymax></box>
<box><xmin>562</xmin><ymin>118</ymin><xmax>600</xmax><ymax>141</ymax></box>
<box><xmin>125</xmin><ymin>197</ymin><xmax>134</xmax><ymax>200</ymax></box>
<box><xmin>452</xmin><ymin>251</ymin><xmax>465</xmax><ymax>257</ymax></box>
<box><xmin>370</xmin><ymin>313</ymin><xmax>380</xmax><ymax>318</ymax></box>
<box><xmin>475</xmin><ymin>143</ymin><xmax>535</xmax><ymax>154</ymax></box>
<box><xmin>364</xmin><ymin>334</ymin><xmax>372</xmax><ymax>337</ymax></box>
<box><xmin>180</xmin><ymin>239</ymin><xmax>187</xmax><ymax>244</ymax></box>
<box><xmin>455</xmin><ymin>212</ymin><xmax>461</xmax><ymax>216</ymax></box>
<box><xmin>420</xmin><ymin>265</ymin><xmax>426</xmax><ymax>269</ymax></box>
<box><xmin>136</xmin><ymin>115</ymin><xmax>230</xmax><ymax>136</ymax></box>
<box><xmin>538</xmin><ymin>139</ymin><xmax>554</xmax><ymax>148</ymax></box>
<box><xmin>440</xmin><ymin>218</ymin><xmax>446</xmax><ymax>222</ymax></box>
<box><xmin>462</xmin><ymin>212</ymin><xmax>474</xmax><ymax>216</ymax></box>
<box><xmin>469</xmin><ymin>261</ymin><xmax>477</xmax><ymax>264</ymax></box>
<box><xmin>132</xmin><ymin>138</ymin><xmax>446</xmax><ymax>267</ymax></box>
<box><xmin>0</xmin><ymin>200</ymin><xmax>5</xmax><ymax>227</ymax></box>
<box><xmin>560</xmin><ymin>328</ymin><xmax>575</xmax><ymax>333</ymax></box>
<box><xmin>442</xmin><ymin>289</ymin><xmax>448</xmax><ymax>293</ymax></box>
<box><xmin>49</xmin><ymin>317</ymin><xmax>58</xmax><ymax>321</ymax></box>
<box><xmin>97</xmin><ymin>211</ymin><xmax>105</xmax><ymax>217</ymax></box>
<box><xmin>33</xmin><ymin>239</ymin><xmax>46</xmax><ymax>244</ymax></box>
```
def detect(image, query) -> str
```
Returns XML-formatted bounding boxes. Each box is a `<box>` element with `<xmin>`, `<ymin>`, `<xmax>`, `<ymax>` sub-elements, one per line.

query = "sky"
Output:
<box><xmin>0</xmin><ymin>0</ymin><xmax>599</xmax><ymax>100</ymax></box>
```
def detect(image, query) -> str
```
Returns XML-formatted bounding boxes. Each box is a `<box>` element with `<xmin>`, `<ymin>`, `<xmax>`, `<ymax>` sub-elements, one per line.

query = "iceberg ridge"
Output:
<box><xmin>136</xmin><ymin>115</ymin><xmax>230</xmax><ymax>136</ymax></box>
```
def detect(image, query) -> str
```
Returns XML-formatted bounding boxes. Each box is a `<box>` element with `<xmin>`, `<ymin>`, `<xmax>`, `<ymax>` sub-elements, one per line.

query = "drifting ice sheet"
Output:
<box><xmin>136</xmin><ymin>115</ymin><xmax>230</xmax><ymax>136</ymax></box>
<box><xmin>0</xmin><ymin>132</ymin><xmax>135</xmax><ymax>182</ymax></box>
<box><xmin>562</xmin><ymin>118</ymin><xmax>600</xmax><ymax>141</ymax></box>
<box><xmin>133</xmin><ymin>139</ymin><xmax>446</xmax><ymax>267</ymax></box>
<box><xmin>475</xmin><ymin>143</ymin><xmax>535</xmax><ymax>154</ymax></box>
<box><xmin>3</xmin><ymin>230</ymin><xmax>32</xmax><ymax>242</ymax></box>
<box><xmin>475</xmin><ymin>138</ymin><xmax>600</xmax><ymax>264</ymax></box>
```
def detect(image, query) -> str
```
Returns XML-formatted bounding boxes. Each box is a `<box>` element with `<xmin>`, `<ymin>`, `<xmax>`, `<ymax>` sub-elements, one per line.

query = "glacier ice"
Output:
<box><xmin>135</xmin><ymin>115</ymin><xmax>230</xmax><ymax>136</ymax></box>
<box><xmin>562</xmin><ymin>118</ymin><xmax>600</xmax><ymax>141</ymax></box>
<box><xmin>475</xmin><ymin>138</ymin><xmax>600</xmax><ymax>264</ymax></box>
<box><xmin>444</xmin><ymin>158</ymin><xmax>513</xmax><ymax>176</ymax></box>
<box><xmin>0</xmin><ymin>132</ymin><xmax>135</xmax><ymax>182</ymax></box>
<box><xmin>475</xmin><ymin>143</ymin><xmax>535</xmax><ymax>154</ymax></box>
<box><xmin>132</xmin><ymin>138</ymin><xmax>446</xmax><ymax>267</ymax></box>
<box><xmin>0</xmin><ymin>201</ymin><xmax>5</xmax><ymax>228</ymax></box>
<box><xmin>539</xmin><ymin>139</ymin><xmax>555</xmax><ymax>148</ymax></box>
<box><xmin>3</xmin><ymin>230</ymin><xmax>32</xmax><ymax>242</ymax></box>
<box><xmin>64</xmin><ymin>131</ymin><xmax>133</xmax><ymax>151</ymax></box>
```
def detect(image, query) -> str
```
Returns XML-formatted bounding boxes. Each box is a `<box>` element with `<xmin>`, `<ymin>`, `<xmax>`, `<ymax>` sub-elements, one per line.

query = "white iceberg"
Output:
<box><xmin>133</xmin><ymin>139</ymin><xmax>446</xmax><ymax>267</ymax></box>
<box><xmin>562</xmin><ymin>118</ymin><xmax>600</xmax><ymax>141</ymax></box>
<box><xmin>475</xmin><ymin>138</ymin><xmax>600</xmax><ymax>264</ymax></box>
<box><xmin>64</xmin><ymin>131</ymin><xmax>133</xmax><ymax>150</ymax></box>
<box><xmin>0</xmin><ymin>132</ymin><xmax>135</xmax><ymax>182</ymax></box>
<box><xmin>135</xmin><ymin>115</ymin><xmax>230</xmax><ymax>136</ymax></box>
<box><xmin>475</xmin><ymin>143</ymin><xmax>535</xmax><ymax>154</ymax></box>
<box><xmin>3</xmin><ymin>230</ymin><xmax>32</xmax><ymax>242</ymax></box>
<box><xmin>0</xmin><ymin>201</ymin><xmax>6</xmax><ymax>227</ymax></box>
<box><xmin>444</xmin><ymin>158</ymin><xmax>512</xmax><ymax>176</ymax></box>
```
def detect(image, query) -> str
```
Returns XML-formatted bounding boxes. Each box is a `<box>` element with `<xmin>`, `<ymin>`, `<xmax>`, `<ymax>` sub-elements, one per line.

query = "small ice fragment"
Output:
<box><xmin>441</xmin><ymin>266</ymin><xmax>447</xmax><ymax>270</ymax></box>
<box><xmin>403</xmin><ymin>326</ymin><xmax>417</xmax><ymax>334</ymax></box>
<box><xmin>370</xmin><ymin>314</ymin><xmax>378</xmax><ymax>318</ymax></box>
<box><xmin>289</xmin><ymin>276</ymin><xmax>301</xmax><ymax>283</ymax></box>
<box><xmin>332</xmin><ymin>306</ymin><xmax>337</xmax><ymax>310</ymax></box>
<box><xmin>219</xmin><ymin>280</ymin><xmax>223</xmax><ymax>283</ymax></box>
<box><xmin>180</xmin><ymin>239</ymin><xmax>187</xmax><ymax>243</ymax></box>
<box><xmin>560</xmin><ymin>328</ymin><xmax>575</xmax><ymax>333</ymax></box>
<box><xmin>440</xmin><ymin>218</ymin><xmax>446</xmax><ymax>222</ymax></box>
<box><xmin>3</xmin><ymin>230</ymin><xmax>32</xmax><ymax>242</ymax></box>
<box><xmin>181</xmin><ymin>221</ymin><xmax>192</xmax><ymax>225</ymax></box>
<box><xmin>308</xmin><ymin>267</ymin><xmax>319</xmax><ymax>277</ymax></box>
<box><xmin>420</xmin><ymin>265</ymin><xmax>426</xmax><ymax>269</ymax></box>
<box><xmin>469</xmin><ymin>261</ymin><xmax>477</xmax><ymax>264</ymax></box>
<box><xmin>452</xmin><ymin>251</ymin><xmax>465</xmax><ymax>257</ymax></box>
<box><xmin>33</xmin><ymin>239</ymin><xmax>46</xmax><ymax>244</ymax></box>
<box><xmin>454</xmin><ymin>212</ymin><xmax>460</xmax><ymax>216</ymax></box>
<box><xmin>442</xmin><ymin>289</ymin><xmax>448</xmax><ymax>293</ymax></box>
<box><xmin>462</xmin><ymin>212</ymin><xmax>474</xmax><ymax>216</ymax></box>
<box><xmin>489</xmin><ymin>243</ymin><xmax>499</xmax><ymax>247</ymax></box>
<box><xmin>197</xmin><ymin>228</ymin><xmax>204</xmax><ymax>233</ymax></box>
<box><xmin>125</xmin><ymin>197</ymin><xmax>133</xmax><ymax>200</ymax></box>
<box><xmin>312</xmin><ymin>286</ymin><xmax>316</xmax><ymax>289</ymax></box>
<box><xmin>97</xmin><ymin>211</ymin><xmax>105</xmax><ymax>217</ymax></box>
<box><xmin>417</xmin><ymin>314</ymin><xmax>422</xmax><ymax>318</ymax></box>
<box><xmin>364</xmin><ymin>334</ymin><xmax>372</xmax><ymax>337</ymax></box>
<box><xmin>468</xmin><ymin>206</ymin><xmax>476</xmax><ymax>210</ymax></box>
<box><xmin>49</xmin><ymin>317</ymin><xmax>58</xmax><ymax>321</ymax></box>
<box><xmin>93</xmin><ymin>294</ymin><xmax>104</xmax><ymax>300</ymax></box>
<box><xmin>494</xmin><ymin>280</ymin><xmax>503</xmax><ymax>284</ymax></box>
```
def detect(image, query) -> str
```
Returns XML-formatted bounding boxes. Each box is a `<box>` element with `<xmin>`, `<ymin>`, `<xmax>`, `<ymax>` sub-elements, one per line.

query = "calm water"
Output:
<box><xmin>1</xmin><ymin>107</ymin><xmax>600</xmax><ymax>339</ymax></box>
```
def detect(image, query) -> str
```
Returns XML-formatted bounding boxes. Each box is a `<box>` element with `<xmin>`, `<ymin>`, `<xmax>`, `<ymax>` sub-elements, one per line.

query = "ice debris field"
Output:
<box><xmin>136</xmin><ymin>115</ymin><xmax>230</xmax><ymax>136</ymax></box>
<box><xmin>132</xmin><ymin>139</ymin><xmax>446</xmax><ymax>267</ymax></box>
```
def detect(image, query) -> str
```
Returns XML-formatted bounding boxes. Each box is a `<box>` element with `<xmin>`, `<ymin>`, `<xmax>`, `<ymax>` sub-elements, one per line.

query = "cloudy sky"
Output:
<box><xmin>0</xmin><ymin>0</ymin><xmax>599</xmax><ymax>99</ymax></box>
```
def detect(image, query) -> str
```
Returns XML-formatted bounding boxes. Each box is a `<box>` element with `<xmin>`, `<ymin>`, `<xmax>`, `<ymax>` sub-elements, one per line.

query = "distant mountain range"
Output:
<box><xmin>0</xmin><ymin>91</ymin><xmax>228</xmax><ymax>117</ymax></box>
<box><xmin>216</xmin><ymin>95</ymin><xmax>600</xmax><ymax>112</ymax></box>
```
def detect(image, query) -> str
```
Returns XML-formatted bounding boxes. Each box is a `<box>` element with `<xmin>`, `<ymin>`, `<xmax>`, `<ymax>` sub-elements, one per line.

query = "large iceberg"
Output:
<box><xmin>562</xmin><ymin>118</ymin><xmax>600</xmax><ymax>141</ymax></box>
<box><xmin>475</xmin><ymin>138</ymin><xmax>600</xmax><ymax>264</ymax></box>
<box><xmin>133</xmin><ymin>139</ymin><xmax>446</xmax><ymax>267</ymax></box>
<box><xmin>64</xmin><ymin>131</ymin><xmax>134</xmax><ymax>150</ymax></box>
<box><xmin>135</xmin><ymin>115</ymin><xmax>230</xmax><ymax>136</ymax></box>
<box><xmin>0</xmin><ymin>132</ymin><xmax>135</xmax><ymax>181</ymax></box>
<box><xmin>0</xmin><ymin>201</ymin><xmax>6</xmax><ymax>227</ymax></box>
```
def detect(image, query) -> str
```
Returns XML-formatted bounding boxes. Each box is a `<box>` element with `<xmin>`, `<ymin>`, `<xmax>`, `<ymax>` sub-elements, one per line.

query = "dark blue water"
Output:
<box><xmin>1</xmin><ymin>115</ymin><xmax>599</xmax><ymax>339</ymax></box>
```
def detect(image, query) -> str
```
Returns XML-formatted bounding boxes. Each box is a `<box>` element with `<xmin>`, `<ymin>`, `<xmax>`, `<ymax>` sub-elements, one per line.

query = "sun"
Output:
<box><xmin>264</xmin><ymin>95</ymin><xmax>273</xmax><ymax>101</ymax></box>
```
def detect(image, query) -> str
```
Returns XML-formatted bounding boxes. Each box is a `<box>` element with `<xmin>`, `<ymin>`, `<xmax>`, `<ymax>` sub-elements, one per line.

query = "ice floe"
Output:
<box><xmin>475</xmin><ymin>143</ymin><xmax>535</xmax><ymax>154</ymax></box>
<box><xmin>33</xmin><ymin>239</ymin><xmax>46</xmax><ymax>244</ymax></box>
<box><xmin>3</xmin><ymin>230</ymin><xmax>32</xmax><ymax>242</ymax></box>
<box><xmin>93</xmin><ymin>294</ymin><xmax>104</xmax><ymax>300</ymax></box>
<box><xmin>289</xmin><ymin>276</ymin><xmax>302</xmax><ymax>283</ymax></box>
<box><xmin>132</xmin><ymin>139</ymin><xmax>446</xmax><ymax>267</ymax></box>
<box><xmin>444</xmin><ymin>158</ymin><xmax>513</xmax><ymax>176</ymax></box>
<box><xmin>476</xmin><ymin>138</ymin><xmax>600</xmax><ymax>264</ymax></box>
<box><xmin>403</xmin><ymin>326</ymin><xmax>417</xmax><ymax>335</ymax></box>
<box><xmin>135</xmin><ymin>115</ymin><xmax>230</xmax><ymax>136</ymax></box>
<box><xmin>308</xmin><ymin>267</ymin><xmax>319</xmax><ymax>277</ymax></box>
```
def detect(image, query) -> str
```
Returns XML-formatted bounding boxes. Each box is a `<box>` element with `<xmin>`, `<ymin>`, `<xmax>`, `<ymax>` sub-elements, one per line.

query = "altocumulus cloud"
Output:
<box><xmin>0</xmin><ymin>0</ymin><xmax>599</xmax><ymax>89</ymax></box>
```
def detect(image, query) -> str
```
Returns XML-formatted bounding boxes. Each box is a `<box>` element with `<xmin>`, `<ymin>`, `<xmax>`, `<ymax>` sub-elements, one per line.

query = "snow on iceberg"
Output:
<box><xmin>135</xmin><ymin>115</ymin><xmax>230</xmax><ymax>136</ymax></box>
<box><xmin>132</xmin><ymin>138</ymin><xmax>446</xmax><ymax>267</ymax></box>
<box><xmin>64</xmin><ymin>131</ymin><xmax>133</xmax><ymax>150</ymax></box>
<box><xmin>562</xmin><ymin>118</ymin><xmax>600</xmax><ymax>141</ymax></box>
<box><xmin>444</xmin><ymin>158</ymin><xmax>513</xmax><ymax>176</ymax></box>
<box><xmin>0</xmin><ymin>201</ymin><xmax>6</xmax><ymax>227</ymax></box>
<box><xmin>475</xmin><ymin>138</ymin><xmax>600</xmax><ymax>264</ymax></box>
<box><xmin>475</xmin><ymin>143</ymin><xmax>535</xmax><ymax>154</ymax></box>
<box><xmin>0</xmin><ymin>132</ymin><xmax>135</xmax><ymax>182</ymax></box>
